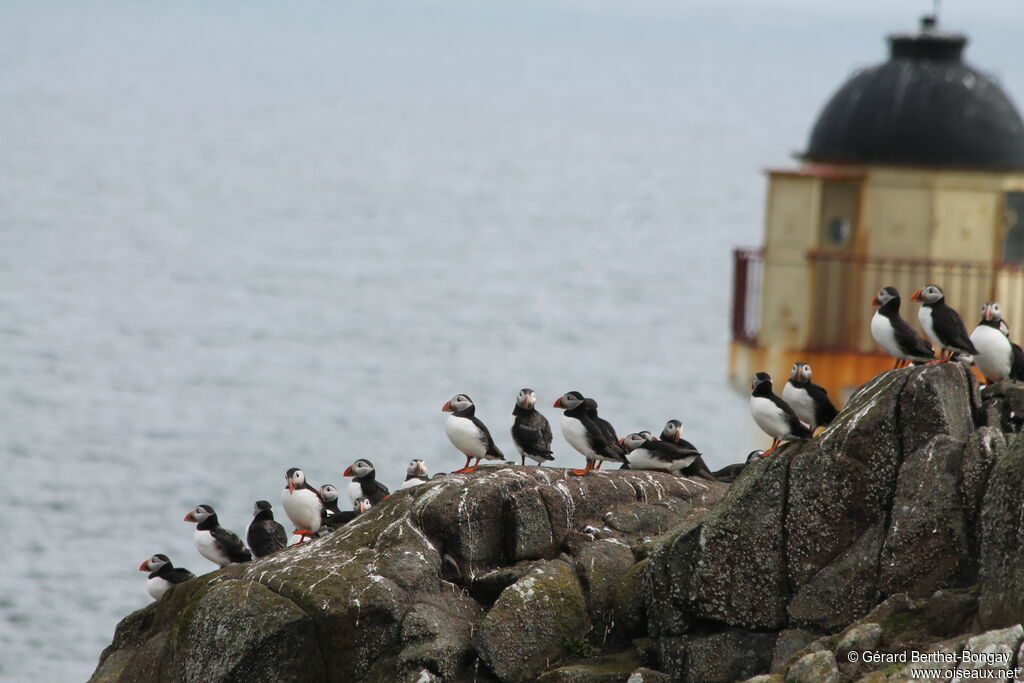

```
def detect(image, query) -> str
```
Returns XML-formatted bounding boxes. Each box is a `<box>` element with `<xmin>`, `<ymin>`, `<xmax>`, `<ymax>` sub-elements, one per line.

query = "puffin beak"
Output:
<box><xmin>184</xmin><ymin>511</ymin><xmax>194</xmax><ymax>522</ymax></box>
<box><xmin>911</xmin><ymin>288</ymin><xmax>923</xmax><ymax>301</ymax></box>
<box><xmin>983</xmin><ymin>305</ymin><xmax>992</xmax><ymax>321</ymax></box>
<box><xmin>343</xmin><ymin>466</ymin><xmax>353</xmax><ymax>477</ymax></box>
<box><xmin>417</xmin><ymin>462</ymin><xmax>426</xmax><ymax>476</ymax></box>
<box><xmin>871</xmin><ymin>294</ymin><xmax>879</xmax><ymax>306</ymax></box>
<box><xmin>553</xmin><ymin>397</ymin><xmax>563</xmax><ymax>408</ymax></box>
<box><xmin>441</xmin><ymin>400</ymin><xmax>451</xmax><ymax>412</ymax></box>
<box><xmin>287</xmin><ymin>480</ymin><xmax>295</xmax><ymax>494</ymax></box>
<box><xmin>139</xmin><ymin>561</ymin><xmax>149</xmax><ymax>571</ymax></box>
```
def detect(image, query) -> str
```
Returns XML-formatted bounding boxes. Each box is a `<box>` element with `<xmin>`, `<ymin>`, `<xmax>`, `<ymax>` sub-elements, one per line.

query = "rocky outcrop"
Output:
<box><xmin>92</xmin><ymin>366</ymin><xmax>1024</xmax><ymax>682</ymax></box>
<box><xmin>91</xmin><ymin>467</ymin><xmax>725</xmax><ymax>683</ymax></box>
<box><xmin>645</xmin><ymin>363</ymin><xmax>1024</xmax><ymax>681</ymax></box>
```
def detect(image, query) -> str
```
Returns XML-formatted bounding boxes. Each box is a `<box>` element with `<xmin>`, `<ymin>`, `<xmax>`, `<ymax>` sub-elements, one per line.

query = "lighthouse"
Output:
<box><xmin>729</xmin><ymin>16</ymin><xmax>1024</xmax><ymax>400</ymax></box>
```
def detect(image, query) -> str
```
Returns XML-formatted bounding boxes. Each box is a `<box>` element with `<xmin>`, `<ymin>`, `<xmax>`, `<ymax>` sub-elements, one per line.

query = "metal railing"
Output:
<box><xmin>730</xmin><ymin>247</ymin><xmax>1024</xmax><ymax>351</ymax></box>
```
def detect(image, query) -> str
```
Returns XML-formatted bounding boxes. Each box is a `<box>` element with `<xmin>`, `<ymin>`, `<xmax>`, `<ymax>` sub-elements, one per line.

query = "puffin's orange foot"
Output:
<box><xmin>452</xmin><ymin>467</ymin><xmax>470</xmax><ymax>473</ymax></box>
<box><xmin>570</xmin><ymin>468</ymin><xmax>590</xmax><ymax>475</ymax></box>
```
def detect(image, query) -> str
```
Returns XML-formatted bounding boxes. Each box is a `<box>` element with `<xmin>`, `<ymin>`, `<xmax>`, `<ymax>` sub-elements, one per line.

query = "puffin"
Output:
<box><xmin>553</xmin><ymin>391</ymin><xmax>627</xmax><ymax>475</ymax></box>
<box><xmin>326</xmin><ymin>496</ymin><xmax>373</xmax><ymax>529</ymax></box>
<box><xmin>246</xmin><ymin>500</ymin><xmax>288</xmax><ymax>558</ymax></box>
<box><xmin>970</xmin><ymin>302</ymin><xmax>1014</xmax><ymax>384</ymax></box>
<box><xmin>442</xmin><ymin>394</ymin><xmax>505</xmax><ymax>473</ymax></box>
<box><xmin>139</xmin><ymin>554</ymin><xmax>195</xmax><ymax>601</ymax></box>
<box><xmin>750</xmin><ymin>372</ymin><xmax>812</xmax><ymax>457</ymax></box>
<box><xmin>985</xmin><ymin>302</ymin><xmax>1024</xmax><ymax>380</ymax></box>
<box><xmin>184</xmin><ymin>504</ymin><xmax>252</xmax><ymax>566</ymax></box>
<box><xmin>912</xmin><ymin>284</ymin><xmax>978</xmax><ymax>361</ymax></box>
<box><xmin>619</xmin><ymin>432</ymin><xmax>700</xmax><ymax>473</ymax></box>
<box><xmin>711</xmin><ymin>450</ymin><xmax>764</xmax><ymax>483</ymax></box>
<box><xmin>319</xmin><ymin>484</ymin><xmax>342</xmax><ymax>517</ymax></box>
<box><xmin>400</xmin><ymin>459</ymin><xmax>430</xmax><ymax>489</ymax></box>
<box><xmin>281</xmin><ymin>467</ymin><xmax>324</xmax><ymax>543</ymax></box>
<box><xmin>343</xmin><ymin>459</ymin><xmax>391</xmax><ymax>504</ymax></box>
<box><xmin>870</xmin><ymin>286</ymin><xmax>935</xmax><ymax>367</ymax></box>
<box><xmin>510</xmin><ymin>388</ymin><xmax>554</xmax><ymax>466</ymax></box>
<box><xmin>781</xmin><ymin>362</ymin><xmax>839</xmax><ymax>431</ymax></box>
<box><xmin>658</xmin><ymin>420</ymin><xmax>717</xmax><ymax>480</ymax></box>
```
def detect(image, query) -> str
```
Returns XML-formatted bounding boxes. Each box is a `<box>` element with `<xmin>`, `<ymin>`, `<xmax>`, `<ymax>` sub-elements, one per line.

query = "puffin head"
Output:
<box><xmin>911</xmin><ymin>284</ymin><xmax>943</xmax><ymax>304</ymax></box>
<box><xmin>252</xmin><ymin>500</ymin><xmax>274</xmax><ymax>517</ymax></box>
<box><xmin>638</xmin><ymin>430</ymin><xmax>655</xmax><ymax>441</ymax></box>
<box><xmin>139</xmin><ymin>553</ymin><xmax>170</xmax><ymax>572</ymax></box>
<box><xmin>660</xmin><ymin>420</ymin><xmax>682</xmax><ymax>443</ymax></box>
<box><xmin>982</xmin><ymin>301</ymin><xmax>1003</xmax><ymax>322</ymax></box>
<box><xmin>285</xmin><ymin>467</ymin><xmax>306</xmax><ymax>494</ymax></box>
<box><xmin>618</xmin><ymin>433</ymin><xmax>647</xmax><ymax>453</ymax></box>
<box><xmin>318</xmin><ymin>485</ymin><xmax>338</xmax><ymax>504</ymax></box>
<box><xmin>872</xmin><ymin>286</ymin><xmax>899</xmax><ymax>307</ymax></box>
<box><xmin>184</xmin><ymin>504</ymin><xmax>215</xmax><ymax>524</ymax></box>
<box><xmin>746</xmin><ymin>449</ymin><xmax>765</xmax><ymax>462</ymax></box>
<box><xmin>407</xmin><ymin>459</ymin><xmax>428</xmax><ymax>477</ymax></box>
<box><xmin>553</xmin><ymin>391</ymin><xmax>585</xmax><ymax>410</ymax></box>
<box><xmin>355</xmin><ymin>497</ymin><xmax>373</xmax><ymax>514</ymax></box>
<box><xmin>442</xmin><ymin>394</ymin><xmax>474</xmax><ymax>413</ymax></box>
<box><xmin>751</xmin><ymin>372</ymin><xmax>772</xmax><ymax>393</ymax></box>
<box><xmin>790</xmin><ymin>362</ymin><xmax>812</xmax><ymax>383</ymax></box>
<box><xmin>515</xmin><ymin>388</ymin><xmax>537</xmax><ymax>409</ymax></box>
<box><xmin>344</xmin><ymin>459</ymin><xmax>374</xmax><ymax>478</ymax></box>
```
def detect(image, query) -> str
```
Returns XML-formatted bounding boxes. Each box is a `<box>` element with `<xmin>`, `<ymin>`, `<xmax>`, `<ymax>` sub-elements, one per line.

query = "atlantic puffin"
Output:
<box><xmin>184</xmin><ymin>505</ymin><xmax>252</xmax><ymax>566</ymax></box>
<box><xmin>510</xmin><ymin>388</ymin><xmax>554</xmax><ymax>466</ymax></box>
<box><xmin>750</xmin><ymin>372</ymin><xmax>812</xmax><ymax>457</ymax></box>
<box><xmin>319</xmin><ymin>484</ymin><xmax>342</xmax><ymax>517</ymax></box>
<box><xmin>970</xmin><ymin>302</ymin><xmax>1014</xmax><ymax>383</ymax></box>
<box><xmin>326</xmin><ymin>496</ymin><xmax>373</xmax><ymax>528</ymax></box>
<box><xmin>139</xmin><ymin>554</ymin><xmax>195</xmax><ymax>600</ymax></box>
<box><xmin>871</xmin><ymin>286</ymin><xmax>935</xmax><ymax>367</ymax></box>
<box><xmin>984</xmin><ymin>302</ymin><xmax>1024</xmax><ymax>380</ymax></box>
<box><xmin>711</xmin><ymin>450</ymin><xmax>764</xmax><ymax>483</ymax></box>
<box><xmin>912</xmin><ymin>284</ymin><xmax>978</xmax><ymax>361</ymax></box>
<box><xmin>658</xmin><ymin>420</ymin><xmax>717</xmax><ymax>480</ymax></box>
<box><xmin>281</xmin><ymin>467</ymin><xmax>324</xmax><ymax>542</ymax></box>
<box><xmin>246</xmin><ymin>500</ymin><xmax>288</xmax><ymax>558</ymax></box>
<box><xmin>442</xmin><ymin>394</ymin><xmax>505</xmax><ymax>473</ymax></box>
<box><xmin>781</xmin><ymin>362</ymin><xmax>839</xmax><ymax>431</ymax></box>
<box><xmin>619</xmin><ymin>432</ymin><xmax>700</xmax><ymax>473</ymax></box>
<box><xmin>553</xmin><ymin>391</ymin><xmax>627</xmax><ymax>474</ymax></box>
<box><xmin>400</xmin><ymin>459</ymin><xmax>430</xmax><ymax>489</ymax></box>
<box><xmin>343</xmin><ymin>459</ymin><xmax>391</xmax><ymax>504</ymax></box>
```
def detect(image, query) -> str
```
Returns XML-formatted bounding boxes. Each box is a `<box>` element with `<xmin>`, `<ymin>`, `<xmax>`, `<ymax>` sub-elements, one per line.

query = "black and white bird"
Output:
<box><xmin>984</xmin><ymin>302</ymin><xmax>1024</xmax><ymax>381</ymax></box>
<box><xmin>442</xmin><ymin>394</ymin><xmax>506</xmax><ymax>473</ymax></box>
<box><xmin>871</xmin><ymin>286</ymin><xmax>935</xmax><ymax>367</ymax></box>
<box><xmin>970</xmin><ymin>302</ymin><xmax>1015</xmax><ymax>384</ymax></box>
<box><xmin>658</xmin><ymin>420</ymin><xmax>717</xmax><ymax>480</ymax></box>
<box><xmin>711</xmin><ymin>450</ymin><xmax>764</xmax><ymax>483</ymax></box>
<box><xmin>553</xmin><ymin>391</ymin><xmax>627</xmax><ymax>475</ymax></box>
<box><xmin>781</xmin><ymin>362</ymin><xmax>839</xmax><ymax>431</ymax></box>
<box><xmin>343</xmin><ymin>459</ymin><xmax>391</xmax><ymax>504</ymax></box>
<box><xmin>400</xmin><ymin>459</ymin><xmax>430</xmax><ymax>489</ymax></box>
<box><xmin>184</xmin><ymin>504</ymin><xmax>252</xmax><ymax>567</ymax></box>
<box><xmin>246</xmin><ymin>500</ymin><xmax>288</xmax><ymax>558</ymax></box>
<box><xmin>750</xmin><ymin>372</ymin><xmax>812</xmax><ymax>457</ymax></box>
<box><xmin>510</xmin><ymin>388</ymin><xmax>554</xmax><ymax>466</ymax></box>
<box><xmin>139</xmin><ymin>554</ymin><xmax>194</xmax><ymax>601</ymax></box>
<box><xmin>319</xmin><ymin>484</ymin><xmax>342</xmax><ymax>517</ymax></box>
<box><xmin>912</xmin><ymin>284</ymin><xmax>978</xmax><ymax>361</ymax></box>
<box><xmin>281</xmin><ymin>468</ymin><xmax>324</xmax><ymax>543</ymax></box>
<box><xmin>328</xmin><ymin>496</ymin><xmax>373</xmax><ymax>528</ymax></box>
<box><xmin>619</xmin><ymin>432</ymin><xmax>700</xmax><ymax>474</ymax></box>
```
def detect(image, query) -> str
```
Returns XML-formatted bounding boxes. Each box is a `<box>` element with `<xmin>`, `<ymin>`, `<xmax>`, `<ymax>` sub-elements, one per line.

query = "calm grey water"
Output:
<box><xmin>2</xmin><ymin>2</ymin><xmax>1021</xmax><ymax>680</ymax></box>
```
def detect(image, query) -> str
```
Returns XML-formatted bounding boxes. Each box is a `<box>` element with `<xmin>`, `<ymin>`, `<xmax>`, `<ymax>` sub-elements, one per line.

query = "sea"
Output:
<box><xmin>1</xmin><ymin>1</ymin><xmax>1021</xmax><ymax>680</ymax></box>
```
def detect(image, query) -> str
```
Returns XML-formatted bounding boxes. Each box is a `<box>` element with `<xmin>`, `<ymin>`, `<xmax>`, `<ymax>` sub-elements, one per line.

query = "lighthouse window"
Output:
<box><xmin>819</xmin><ymin>180</ymin><xmax>859</xmax><ymax>248</ymax></box>
<box><xmin>1003</xmin><ymin>192</ymin><xmax>1024</xmax><ymax>263</ymax></box>
<box><xmin>826</xmin><ymin>217</ymin><xmax>852</xmax><ymax>244</ymax></box>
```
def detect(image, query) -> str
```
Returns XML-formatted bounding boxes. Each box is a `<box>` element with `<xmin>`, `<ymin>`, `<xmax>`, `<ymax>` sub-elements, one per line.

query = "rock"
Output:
<box><xmin>836</xmin><ymin>622</ymin><xmax>882</xmax><ymax>658</ymax></box>
<box><xmin>785</xmin><ymin>650</ymin><xmax>839</xmax><ymax>683</ymax></box>
<box><xmin>475</xmin><ymin>560</ymin><xmax>588</xmax><ymax>682</ymax></box>
<box><xmin>92</xmin><ymin>466</ymin><xmax>725</xmax><ymax>683</ymax></box>
<box><xmin>535</xmin><ymin>650</ymin><xmax>641</xmax><ymax>682</ymax></box>
<box><xmin>611</xmin><ymin>560</ymin><xmax>648</xmax><ymax>640</ymax></box>
<box><xmin>953</xmin><ymin>625</ymin><xmax>1024</xmax><ymax>682</ymax></box>
<box><xmin>575</xmin><ymin>540</ymin><xmax>637</xmax><ymax>642</ymax></box>
<box><xmin>770</xmin><ymin>629</ymin><xmax>819</xmax><ymax>673</ymax></box>
<box><xmin>682</xmin><ymin>629</ymin><xmax>777</xmax><ymax>683</ymax></box>
<box><xmin>978</xmin><ymin>437</ymin><xmax>1024</xmax><ymax>629</ymax></box>
<box><xmin>743</xmin><ymin>676</ymin><xmax>784</xmax><ymax>683</ymax></box>
<box><xmin>625</xmin><ymin>668</ymin><xmax>669</xmax><ymax>682</ymax></box>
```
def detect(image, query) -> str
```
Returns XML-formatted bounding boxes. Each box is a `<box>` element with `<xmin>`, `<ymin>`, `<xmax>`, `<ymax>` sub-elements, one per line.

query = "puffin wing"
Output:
<box><xmin>364</xmin><ymin>478</ymin><xmax>391</xmax><ymax>505</ymax></box>
<box><xmin>770</xmin><ymin>394</ymin><xmax>813</xmax><ymax>438</ymax></box>
<box><xmin>806</xmin><ymin>382</ymin><xmax>839</xmax><ymax>426</ymax></box>
<box><xmin>512</xmin><ymin>412</ymin><xmax>553</xmax><ymax>455</ymax></box>
<box><xmin>1012</xmin><ymin>343</ymin><xmax>1024</xmax><ymax>380</ymax></box>
<box><xmin>890</xmin><ymin>314</ymin><xmax>935</xmax><ymax>358</ymax></box>
<box><xmin>646</xmin><ymin>439</ymin><xmax>699</xmax><ymax>463</ymax></box>
<box><xmin>933</xmin><ymin>304</ymin><xmax>979</xmax><ymax>354</ymax></box>
<box><xmin>470</xmin><ymin>415</ymin><xmax>505</xmax><ymax>459</ymax></box>
<box><xmin>166</xmin><ymin>567</ymin><xmax>196</xmax><ymax>584</ymax></box>
<box><xmin>327</xmin><ymin>510</ymin><xmax>358</xmax><ymax>527</ymax></box>
<box><xmin>211</xmin><ymin>526</ymin><xmax>252</xmax><ymax>563</ymax></box>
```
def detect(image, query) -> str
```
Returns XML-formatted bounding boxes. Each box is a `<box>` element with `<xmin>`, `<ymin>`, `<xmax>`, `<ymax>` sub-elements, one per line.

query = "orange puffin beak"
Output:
<box><xmin>871</xmin><ymin>294</ymin><xmax>879</xmax><ymax>306</ymax></box>
<box><xmin>441</xmin><ymin>400</ymin><xmax>452</xmax><ymax>412</ymax></box>
<box><xmin>911</xmin><ymin>288</ymin><xmax>923</xmax><ymax>301</ymax></box>
<box><xmin>553</xmin><ymin>397</ymin><xmax>563</xmax><ymax>408</ymax></box>
<box><xmin>287</xmin><ymin>480</ymin><xmax>295</xmax><ymax>493</ymax></box>
<box><xmin>139</xmin><ymin>560</ymin><xmax>149</xmax><ymax>571</ymax></box>
<box><xmin>343</xmin><ymin>465</ymin><xmax>353</xmax><ymax>477</ymax></box>
<box><xmin>183</xmin><ymin>511</ymin><xmax>194</xmax><ymax>522</ymax></box>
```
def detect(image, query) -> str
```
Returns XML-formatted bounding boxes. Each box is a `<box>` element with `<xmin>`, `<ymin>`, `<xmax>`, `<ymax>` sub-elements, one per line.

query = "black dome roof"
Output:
<box><xmin>805</xmin><ymin>17</ymin><xmax>1024</xmax><ymax>170</ymax></box>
